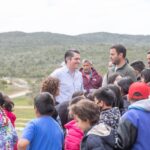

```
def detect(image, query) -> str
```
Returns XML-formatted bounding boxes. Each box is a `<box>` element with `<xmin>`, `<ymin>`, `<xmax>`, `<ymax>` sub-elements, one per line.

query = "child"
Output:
<box><xmin>94</xmin><ymin>87</ymin><xmax>121</xmax><ymax>132</ymax></box>
<box><xmin>117</xmin><ymin>77</ymin><xmax>134</xmax><ymax>114</ymax></box>
<box><xmin>107</xmin><ymin>84</ymin><xmax>124</xmax><ymax>115</ymax></box>
<box><xmin>40</xmin><ymin>76</ymin><xmax>60</xmax><ymax>103</ymax></box>
<box><xmin>18</xmin><ymin>92</ymin><xmax>64</xmax><ymax>150</ymax></box>
<box><xmin>56</xmin><ymin>91</ymin><xmax>85</xmax><ymax>129</ymax></box>
<box><xmin>130</xmin><ymin>60</ymin><xmax>145</xmax><ymax>81</ymax></box>
<box><xmin>108</xmin><ymin>72</ymin><xmax>122</xmax><ymax>84</ymax></box>
<box><xmin>141</xmin><ymin>69</ymin><xmax>150</xmax><ymax>97</ymax></box>
<box><xmin>116</xmin><ymin>82</ymin><xmax>150</xmax><ymax>150</ymax></box>
<box><xmin>0</xmin><ymin>92</ymin><xmax>18</xmax><ymax>150</ymax></box>
<box><xmin>69</xmin><ymin>100</ymin><xmax>115</xmax><ymax>150</ymax></box>
<box><xmin>3</xmin><ymin>95</ymin><xmax>17</xmax><ymax>150</ymax></box>
<box><xmin>141</xmin><ymin>68</ymin><xmax>150</xmax><ymax>85</ymax></box>
<box><xmin>41</xmin><ymin>76</ymin><xmax>62</xmax><ymax>126</ymax></box>
<box><xmin>3</xmin><ymin>95</ymin><xmax>16</xmax><ymax>127</ymax></box>
<box><xmin>64</xmin><ymin>96</ymin><xmax>84</xmax><ymax>150</ymax></box>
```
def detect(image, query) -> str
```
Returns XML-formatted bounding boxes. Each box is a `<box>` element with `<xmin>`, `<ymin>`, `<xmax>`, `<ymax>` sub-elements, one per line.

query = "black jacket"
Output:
<box><xmin>81</xmin><ymin>123</ymin><xmax>115</xmax><ymax>150</ymax></box>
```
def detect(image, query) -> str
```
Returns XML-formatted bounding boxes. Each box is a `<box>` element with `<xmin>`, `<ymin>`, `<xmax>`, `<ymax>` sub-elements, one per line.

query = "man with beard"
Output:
<box><xmin>80</xmin><ymin>59</ymin><xmax>102</xmax><ymax>93</ymax></box>
<box><xmin>147</xmin><ymin>51</ymin><xmax>150</xmax><ymax>68</ymax></box>
<box><xmin>102</xmin><ymin>44</ymin><xmax>136</xmax><ymax>86</ymax></box>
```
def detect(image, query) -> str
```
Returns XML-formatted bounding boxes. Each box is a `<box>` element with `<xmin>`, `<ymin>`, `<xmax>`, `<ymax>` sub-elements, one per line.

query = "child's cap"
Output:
<box><xmin>128</xmin><ymin>82</ymin><xmax>149</xmax><ymax>100</ymax></box>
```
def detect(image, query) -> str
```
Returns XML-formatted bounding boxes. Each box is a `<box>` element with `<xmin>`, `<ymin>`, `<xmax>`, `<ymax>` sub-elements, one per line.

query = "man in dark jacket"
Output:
<box><xmin>102</xmin><ymin>44</ymin><xmax>136</xmax><ymax>86</ymax></box>
<box><xmin>116</xmin><ymin>82</ymin><xmax>150</xmax><ymax>150</ymax></box>
<box><xmin>80</xmin><ymin>59</ymin><xmax>102</xmax><ymax>93</ymax></box>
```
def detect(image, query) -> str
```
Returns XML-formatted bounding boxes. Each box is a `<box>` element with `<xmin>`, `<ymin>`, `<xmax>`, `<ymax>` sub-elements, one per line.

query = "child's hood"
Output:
<box><xmin>87</xmin><ymin>123</ymin><xmax>112</xmax><ymax>137</ymax></box>
<box><xmin>87</xmin><ymin>123</ymin><xmax>115</xmax><ymax>147</ymax></box>
<box><xmin>129</xmin><ymin>99</ymin><xmax>150</xmax><ymax>112</ymax></box>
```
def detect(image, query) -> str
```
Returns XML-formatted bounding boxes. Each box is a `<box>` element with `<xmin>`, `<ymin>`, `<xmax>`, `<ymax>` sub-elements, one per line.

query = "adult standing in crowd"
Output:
<box><xmin>102</xmin><ymin>44</ymin><xmax>136</xmax><ymax>86</ymax></box>
<box><xmin>147</xmin><ymin>51</ymin><xmax>150</xmax><ymax>68</ymax></box>
<box><xmin>79</xmin><ymin>59</ymin><xmax>102</xmax><ymax>93</ymax></box>
<box><xmin>50</xmin><ymin>50</ymin><xmax>84</xmax><ymax>104</ymax></box>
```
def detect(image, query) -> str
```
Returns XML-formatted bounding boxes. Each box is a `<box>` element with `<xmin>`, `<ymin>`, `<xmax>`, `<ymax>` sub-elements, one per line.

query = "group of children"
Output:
<box><xmin>0</xmin><ymin>67</ymin><xmax>150</xmax><ymax>150</ymax></box>
<box><xmin>19</xmin><ymin>69</ymin><xmax>150</xmax><ymax>150</ymax></box>
<box><xmin>65</xmin><ymin>81</ymin><xmax>150</xmax><ymax>150</ymax></box>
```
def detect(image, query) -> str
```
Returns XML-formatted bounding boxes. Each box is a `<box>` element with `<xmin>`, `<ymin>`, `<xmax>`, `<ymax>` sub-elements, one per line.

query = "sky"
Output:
<box><xmin>0</xmin><ymin>0</ymin><xmax>150</xmax><ymax>35</ymax></box>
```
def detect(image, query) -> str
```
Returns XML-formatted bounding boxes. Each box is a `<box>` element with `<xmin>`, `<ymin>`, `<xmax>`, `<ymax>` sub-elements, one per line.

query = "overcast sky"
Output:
<box><xmin>0</xmin><ymin>0</ymin><xmax>150</xmax><ymax>35</ymax></box>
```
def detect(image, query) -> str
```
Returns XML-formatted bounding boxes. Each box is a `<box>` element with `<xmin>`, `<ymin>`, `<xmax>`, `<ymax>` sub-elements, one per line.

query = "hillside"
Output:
<box><xmin>0</xmin><ymin>31</ymin><xmax>149</xmax><ymax>78</ymax></box>
<box><xmin>77</xmin><ymin>32</ymin><xmax>150</xmax><ymax>46</ymax></box>
<box><xmin>1</xmin><ymin>31</ymin><xmax>150</xmax><ymax>47</ymax></box>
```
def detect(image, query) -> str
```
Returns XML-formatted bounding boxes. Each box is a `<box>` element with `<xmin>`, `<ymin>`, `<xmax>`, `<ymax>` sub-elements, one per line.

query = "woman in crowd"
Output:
<box><xmin>0</xmin><ymin>92</ymin><xmax>18</xmax><ymax>150</ymax></box>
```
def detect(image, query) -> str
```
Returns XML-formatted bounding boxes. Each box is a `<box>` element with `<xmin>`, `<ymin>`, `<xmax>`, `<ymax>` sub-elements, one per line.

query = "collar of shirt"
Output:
<box><xmin>63</xmin><ymin>65</ymin><xmax>78</xmax><ymax>75</ymax></box>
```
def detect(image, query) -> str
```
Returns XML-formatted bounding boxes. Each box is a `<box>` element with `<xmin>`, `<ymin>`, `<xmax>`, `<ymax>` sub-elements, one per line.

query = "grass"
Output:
<box><xmin>13</xmin><ymin>96</ymin><xmax>34</xmax><ymax>106</ymax></box>
<box><xmin>14</xmin><ymin>107</ymin><xmax>34</xmax><ymax>137</ymax></box>
<box><xmin>14</xmin><ymin>107</ymin><xmax>35</xmax><ymax>119</ymax></box>
<box><xmin>13</xmin><ymin>95</ymin><xmax>35</xmax><ymax>137</ymax></box>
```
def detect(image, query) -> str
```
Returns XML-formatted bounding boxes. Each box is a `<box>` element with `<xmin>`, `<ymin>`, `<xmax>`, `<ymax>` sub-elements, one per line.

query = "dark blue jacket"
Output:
<box><xmin>81</xmin><ymin>123</ymin><xmax>115</xmax><ymax>150</ymax></box>
<box><xmin>116</xmin><ymin>99</ymin><xmax>150</xmax><ymax>150</ymax></box>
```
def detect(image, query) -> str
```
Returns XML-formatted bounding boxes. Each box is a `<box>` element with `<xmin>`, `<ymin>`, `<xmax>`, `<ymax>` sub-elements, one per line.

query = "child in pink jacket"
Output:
<box><xmin>65</xmin><ymin>119</ymin><xmax>84</xmax><ymax>150</ymax></box>
<box><xmin>3</xmin><ymin>95</ymin><xmax>17</xmax><ymax>150</ymax></box>
<box><xmin>3</xmin><ymin>95</ymin><xmax>16</xmax><ymax>127</ymax></box>
<box><xmin>64</xmin><ymin>96</ymin><xmax>84</xmax><ymax>150</ymax></box>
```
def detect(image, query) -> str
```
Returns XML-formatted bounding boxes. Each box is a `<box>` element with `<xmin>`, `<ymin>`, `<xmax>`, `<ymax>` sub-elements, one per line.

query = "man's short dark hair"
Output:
<box><xmin>94</xmin><ymin>87</ymin><xmax>116</xmax><ymax>106</ymax></box>
<box><xmin>34</xmin><ymin>92</ymin><xmax>55</xmax><ymax>116</ymax></box>
<box><xmin>130</xmin><ymin>60</ymin><xmax>145</xmax><ymax>72</ymax></box>
<box><xmin>147</xmin><ymin>51</ymin><xmax>150</xmax><ymax>55</ymax></box>
<box><xmin>110</xmin><ymin>44</ymin><xmax>126</xmax><ymax>58</ymax></box>
<box><xmin>64</xmin><ymin>49</ymin><xmax>80</xmax><ymax>63</ymax></box>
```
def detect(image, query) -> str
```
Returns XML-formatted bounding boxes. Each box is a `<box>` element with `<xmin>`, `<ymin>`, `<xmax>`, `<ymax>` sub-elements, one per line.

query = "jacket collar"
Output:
<box><xmin>129</xmin><ymin>99</ymin><xmax>150</xmax><ymax>112</ymax></box>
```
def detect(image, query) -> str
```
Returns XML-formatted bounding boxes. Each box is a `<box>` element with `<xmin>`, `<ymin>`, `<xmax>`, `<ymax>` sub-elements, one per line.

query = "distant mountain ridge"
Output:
<box><xmin>77</xmin><ymin>32</ymin><xmax>150</xmax><ymax>46</ymax></box>
<box><xmin>0</xmin><ymin>31</ymin><xmax>150</xmax><ymax>48</ymax></box>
